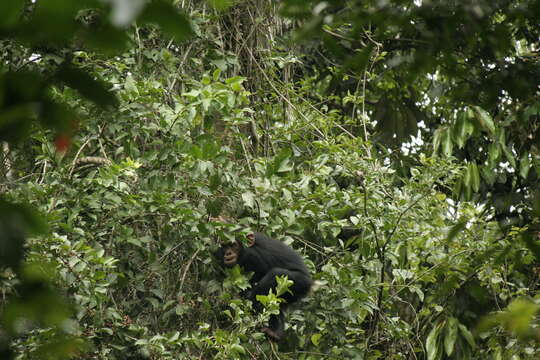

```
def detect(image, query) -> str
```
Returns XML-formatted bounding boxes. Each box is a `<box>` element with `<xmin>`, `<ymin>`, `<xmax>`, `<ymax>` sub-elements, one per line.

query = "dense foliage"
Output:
<box><xmin>1</xmin><ymin>0</ymin><xmax>539</xmax><ymax>359</ymax></box>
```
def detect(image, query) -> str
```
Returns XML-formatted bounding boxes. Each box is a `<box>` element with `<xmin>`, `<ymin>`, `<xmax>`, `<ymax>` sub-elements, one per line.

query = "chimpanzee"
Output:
<box><xmin>215</xmin><ymin>231</ymin><xmax>312</xmax><ymax>341</ymax></box>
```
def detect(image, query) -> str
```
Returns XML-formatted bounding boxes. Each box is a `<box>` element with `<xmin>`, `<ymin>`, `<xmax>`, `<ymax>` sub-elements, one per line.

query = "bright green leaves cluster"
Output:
<box><xmin>266</xmin><ymin>148</ymin><xmax>294</xmax><ymax>177</ymax></box>
<box><xmin>182</xmin><ymin>71</ymin><xmax>251</xmax><ymax>129</ymax></box>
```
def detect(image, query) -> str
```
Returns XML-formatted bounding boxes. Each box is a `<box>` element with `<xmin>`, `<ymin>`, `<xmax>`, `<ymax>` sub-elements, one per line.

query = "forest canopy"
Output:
<box><xmin>1</xmin><ymin>0</ymin><xmax>539</xmax><ymax>359</ymax></box>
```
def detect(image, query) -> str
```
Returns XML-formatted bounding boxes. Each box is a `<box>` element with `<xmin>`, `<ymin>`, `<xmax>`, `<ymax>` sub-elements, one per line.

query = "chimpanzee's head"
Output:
<box><xmin>215</xmin><ymin>232</ymin><xmax>255</xmax><ymax>267</ymax></box>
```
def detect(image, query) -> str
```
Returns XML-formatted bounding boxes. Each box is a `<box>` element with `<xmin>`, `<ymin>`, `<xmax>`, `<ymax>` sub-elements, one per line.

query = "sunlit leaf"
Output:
<box><xmin>426</xmin><ymin>322</ymin><xmax>443</xmax><ymax>360</ymax></box>
<box><xmin>471</xmin><ymin>106</ymin><xmax>495</xmax><ymax>134</ymax></box>
<box><xmin>212</xmin><ymin>68</ymin><xmax>221</xmax><ymax>81</ymax></box>
<box><xmin>441</xmin><ymin>128</ymin><xmax>453</xmax><ymax>157</ymax></box>
<box><xmin>432</xmin><ymin>127</ymin><xmax>443</xmax><ymax>155</ymax></box>
<box><xmin>467</xmin><ymin>162</ymin><xmax>480</xmax><ymax>192</ymax></box>
<box><xmin>241</xmin><ymin>192</ymin><xmax>256</xmax><ymax>209</ymax></box>
<box><xmin>458</xmin><ymin>324</ymin><xmax>475</xmax><ymax>348</ymax></box>
<box><xmin>519</xmin><ymin>152</ymin><xmax>531</xmax><ymax>179</ymax></box>
<box><xmin>452</xmin><ymin>112</ymin><xmax>474</xmax><ymax>149</ymax></box>
<box><xmin>447</xmin><ymin>221</ymin><xmax>467</xmax><ymax>242</ymax></box>
<box><xmin>479</xmin><ymin>298</ymin><xmax>538</xmax><ymax>340</ymax></box>
<box><xmin>311</xmin><ymin>333</ymin><xmax>322</xmax><ymax>346</ymax></box>
<box><xmin>500</xmin><ymin>143</ymin><xmax>516</xmax><ymax>168</ymax></box>
<box><xmin>487</xmin><ymin>143</ymin><xmax>501</xmax><ymax>165</ymax></box>
<box><xmin>444</xmin><ymin>317</ymin><xmax>458</xmax><ymax>356</ymax></box>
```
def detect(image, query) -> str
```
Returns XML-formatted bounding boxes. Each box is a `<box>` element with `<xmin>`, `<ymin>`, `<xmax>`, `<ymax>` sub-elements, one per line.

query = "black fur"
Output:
<box><xmin>216</xmin><ymin>232</ymin><xmax>312</xmax><ymax>340</ymax></box>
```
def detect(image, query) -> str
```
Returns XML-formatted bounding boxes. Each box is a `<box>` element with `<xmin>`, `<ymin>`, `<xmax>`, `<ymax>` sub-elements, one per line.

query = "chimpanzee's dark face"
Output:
<box><xmin>216</xmin><ymin>232</ymin><xmax>256</xmax><ymax>267</ymax></box>
<box><xmin>216</xmin><ymin>241</ymin><xmax>242</xmax><ymax>267</ymax></box>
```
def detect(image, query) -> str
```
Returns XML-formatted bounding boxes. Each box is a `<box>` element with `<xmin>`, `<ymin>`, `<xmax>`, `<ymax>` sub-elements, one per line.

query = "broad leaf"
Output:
<box><xmin>471</xmin><ymin>106</ymin><xmax>495</xmax><ymax>134</ymax></box>
<box><xmin>444</xmin><ymin>317</ymin><xmax>458</xmax><ymax>356</ymax></box>
<box><xmin>426</xmin><ymin>323</ymin><xmax>443</xmax><ymax>360</ymax></box>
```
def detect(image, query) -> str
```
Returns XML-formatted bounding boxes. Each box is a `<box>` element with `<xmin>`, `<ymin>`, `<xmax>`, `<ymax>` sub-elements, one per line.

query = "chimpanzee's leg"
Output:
<box><xmin>250</xmin><ymin>267</ymin><xmax>311</xmax><ymax>300</ymax></box>
<box><xmin>262</xmin><ymin>310</ymin><xmax>286</xmax><ymax>341</ymax></box>
<box><xmin>248</xmin><ymin>267</ymin><xmax>307</xmax><ymax>340</ymax></box>
<box><xmin>249</xmin><ymin>268</ymin><xmax>289</xmax><ymax>299</ymax></box>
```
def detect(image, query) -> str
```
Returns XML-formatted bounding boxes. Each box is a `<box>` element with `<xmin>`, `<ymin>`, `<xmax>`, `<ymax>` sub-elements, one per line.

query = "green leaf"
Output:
<box><xmin>458</xmin><ymin>324</ymin><xmax>475</xmax><ymax>348</ymax></box>
<box><xmin>462</xmin><ymin>162</ymin><xmax>480</xmax><ymax>195</ymax></box>
<box><xmin>432</xmin><ymin>127</ymin><xmax>443</xmax><ymax>155</ymax></box>
<box><xmin>196</xmin><ymin>135</ymin><xmax>220</xmax><ymax>159</ymax></box>
<box><xmin>311</xmin><ymin>333</ymin><xmax>322</xmax><ymax>346</ymax></box>
<box><xmin>56</xmin><ymin>64</ymin><xmax>118</xmax><ymax>108</ymax></box>
<box><xmin>266</xmin><ymin>148</ymin><xmax>293</xmax><ymax>176</ymax></box>
<box><xmin>212</xmin><ymin>68</ymin><xmax>221</xmax><ymax>81</ymax></box>
<box><xmin>481</xmin><ymin>165</ymin><xmax>497</xmax><ymax>186</ymax></box>
<box><xmin>231</xmin><ymin>344</ymin><xmax>246</xmax><ymax>354</ymax></box>
<box><xmin>374</xmin><ymin>96</ymin><xmax>420</xmax><ymax>145</ymax></box>
<box><xmin>487</xmin><ymin>143</ymin><xmax>501</xmax><ymax>165</ymax></box>
<box><xmin>444</xmin><ymin>317</ymin><xmax>458</xmax><ymax>356</ymax></box>
<box><xmin>519</xmin><ymin>153</ymin><xmax>531</xmax><ymax>179</ymax></box>
<box><xmin>226</xmin><ymin>76</ymin><xmax>246</xmax><ymax>92</ymax></box>
<box><xmin>0</xmin><ymin>71</ymin><xmax>48</xmax><ymax>143</ymax></box>
<box><xmin>140</xmin><ymin>0</ymin><xmax>194</xmax><ymax>43</ymax></box>
<box><xmin>468</xmin><ymin>162</ymin><xmax>480</xmax><ymax>192</ymax></box>
<box><xmin>500</xmin><ymin>143</ymin><xmax>516</xmax><ymax>168</ymax></box>
<box><xmin>205</xmin><ymin>198</ymin><xmax>223</xmax><ymax>217</ymax></box>
<box><xmin>18</xmin><ymin>0</ymin><xmax>81</xmax><ymax>45</ymax></box>
<box><xmin>207</xmin><ymin>0</ymin><xmax>234</xmax><ymax>11</ymax></box>
<box><xmin>471</xmin><ymin>106</ymin><xmax>495</xmax><ymax>134</ymax></box>
<box><xmin>426</xmin><ymin>323</ymin><xmax>443</xmax><ymax>360</ymax></box>
<box><xmin>241</xmin><ymin>192</ymin><xmax>256</xmax><ymax>209</ymax></box>
<box><xmin>447</xmin><ymin>221</ymin><xmax>467</xmax><ymax>242</ymax></box>
<box><xmin>275</xmin><ymin>275</ymin><xmax>294</xmax><ymax>297</ymax></box>
<box><xmin>452</xmin><ymin>112</ymin><xmax>474</xmax><ymax>148</ymax></box>
<box><xmin>189</xmin><ymin>144</ymin><xmax>202</xmax><ymax>159</ymax></box>
<box><xmin>441</xmin><ymin>128</ymin><xmax>453</xmax><ymax>157</ymax></box>
<box><xmin>85</xmin><ymin>23</ymin><xmax>130</xmax><ymax>54</ymax></box>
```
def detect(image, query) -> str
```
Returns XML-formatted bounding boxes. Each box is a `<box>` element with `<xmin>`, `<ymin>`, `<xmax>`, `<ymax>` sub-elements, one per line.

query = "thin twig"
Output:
<box><xmin>178</xmin><ymin>248</ymin><xmax>201</xmax><ymax>293</ymax></box>
<box><xmin>69</xmin><ymin>138</ymin><xmax>92</xmax><ymax>177</ymax></box>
